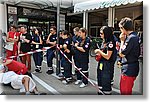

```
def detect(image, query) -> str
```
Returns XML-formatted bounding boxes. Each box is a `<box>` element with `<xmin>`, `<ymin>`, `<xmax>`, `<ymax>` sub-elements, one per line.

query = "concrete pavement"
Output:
<box><xmin>0</xmin><ymin>56</ymin><xmax>142</xmax><ymax>95</ymax></box>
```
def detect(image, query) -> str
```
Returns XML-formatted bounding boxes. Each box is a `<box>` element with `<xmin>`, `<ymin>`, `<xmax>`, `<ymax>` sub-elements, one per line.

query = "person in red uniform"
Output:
<box><xmin>1</xmin><ymin>59</ymin><xmax>28</xmax><ymax>75</ymax></box>
<box><xmin>6</xmin><ymin>25</ymin><xmax>19</xmax><ymax>60</ymax></box>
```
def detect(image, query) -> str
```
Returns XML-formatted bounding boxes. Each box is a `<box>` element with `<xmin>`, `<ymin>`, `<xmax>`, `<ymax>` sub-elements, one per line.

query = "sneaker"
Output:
<box><xmin>33</xmin><ymin>69</ymin><xmax>42</xmax><ymax>73</ymax></box>
<box><xmin>26</xmin><ymin>91</ymin><xmax>31</xmax><ymax>95</ymax></box>
<box><xmin>98</xmin><ymin>92</ymin><xmax>103</xmax><ymax>95</ymax></box>
<box><xmin>74</xmin><ymin>80</ymin><xmax>82</xmax><ymax>85</ymax></box>
<box><xmin>62</xmin><ymin>80</ymin><xmax>68</xmax><ymax>84</ymax></box>
<box><xmin>35</xmin><ymin>68</ymin><xmax>40</xmax><ymax>72</ymax></box>
<box><xmin>32</xmin><ymin>71</ymin><xmax>38</xmax><ymax>74</ymax></box>
<box><xmin>46</xmin><ymin>70</ymin><xmax>54</xmax><ymax>75</ymax></box>
<box><xmin>38</xmin><ymin>70</ymin><xmax>42</xmax><ymax>73</ymax></box>
<box><xmin>66</xmin><ymin>77</ymin><xmax>73</xmax><ymax>83</ymax></box>
<box><xmin>58</xmin><ymin>73</ymin><xmax>64</xmax><ymax>78</ymax></box>
<box><xmin>79</xmin><ymin>83</ymin><xmax>87</xmax><ymax>88</ymax></box>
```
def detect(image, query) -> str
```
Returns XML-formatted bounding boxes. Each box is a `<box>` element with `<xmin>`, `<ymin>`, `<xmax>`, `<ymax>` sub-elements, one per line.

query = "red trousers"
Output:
<box><xmin>20</xmin><ymin>52</ymin><xmax>31</xmax><ymax>72</ymax></box>
<box><xmin>120</xmin><ymin>74</ymin><xmax>136</xmax><ymax>95</ymax></box>
<box><xmin>6</xmin><ymin>44</ymin><xmax>18</xmax><ymax>60</ymax></box>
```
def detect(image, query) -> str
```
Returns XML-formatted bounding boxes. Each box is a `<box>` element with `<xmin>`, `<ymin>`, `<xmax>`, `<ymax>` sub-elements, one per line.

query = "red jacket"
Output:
<box><xmin>6</xmin><ymin>60</ymin><xmax>28</xmax><ymax>75</ymax></box>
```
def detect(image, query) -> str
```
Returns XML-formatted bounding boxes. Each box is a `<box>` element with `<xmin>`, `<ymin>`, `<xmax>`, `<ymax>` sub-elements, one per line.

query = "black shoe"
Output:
<box><xmin>98</xmin><ymin>92</ymin><xmax>103</xmax><ymax>95</ymax></box>
<box><xmin>34</xmin><ymin>92</ymin><xmax>47</xmax><ymax>95</ymax></box>
<box><xmin>58</xmin><ymin>73</ymin><xmax>64</xmax><ymax>77</ymax></box>
<box><xmin>35</xmin><ymin>69</ymin><xmax>42</xmax><ymax>73</ymax></box>
<box><xmin>46</xmin><ymin>70</ymin><xmax>54</xmax><ymax>75</ymax></box>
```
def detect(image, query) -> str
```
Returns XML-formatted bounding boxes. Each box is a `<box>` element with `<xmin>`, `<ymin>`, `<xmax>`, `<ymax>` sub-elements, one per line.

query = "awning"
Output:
<box><xmin>74</xmin><ymin>0</ymin><xmax>143</xmax><ymax>12</ymax></box>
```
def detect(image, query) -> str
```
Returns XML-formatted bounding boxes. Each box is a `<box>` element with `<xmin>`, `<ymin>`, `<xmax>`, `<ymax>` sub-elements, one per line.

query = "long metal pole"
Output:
<box><xmin>0</xmin><ymin>29</ymin><xmax>2</xmax><ymax>58</ymax></box>
<box><xmin>56</xmin><ymin>0</ymin><xmax>60</xmax><ymax>75</ymax></box>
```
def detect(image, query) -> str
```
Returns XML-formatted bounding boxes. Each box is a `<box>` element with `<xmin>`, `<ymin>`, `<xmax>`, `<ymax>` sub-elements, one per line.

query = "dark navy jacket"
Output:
<box><xmin>32</xmin><ymin>34</ymin><xmax>43</xmax><ymax>50</ymax></box>
<box><xmin>48</xmin><ymin>34</ymin><xmax>57</xmax><ymax>50</ymax></box>
<box><xmin>100</xmin><ymin>40</ymin><xmax>116</xmax><ymax>62</ymax></box>
<box><xmin>121</xmin><ymin>32</ymin><xmax>140</xmax><ymax>77</ymax></box>
<box><xmin>78</xmin><ymin>37</ymin><xmax>91</xmax><ymax>63</ymax></box>
<box><xmin>63</xmin><ymin>37</ymin><xmax>72</xmax><ymax>59</ymax></box>
<box><xmin>72</xmin><ymin>35</ymin><xmax>81</xmax><ymax>56</ymax></box>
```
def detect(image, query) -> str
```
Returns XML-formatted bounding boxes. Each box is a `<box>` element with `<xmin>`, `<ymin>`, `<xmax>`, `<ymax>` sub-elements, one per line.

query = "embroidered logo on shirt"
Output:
<box><xmin>122</xmin><ymin>45</ymin><xmax>126</xmax><ymax>50</ymax></box>
<box><xmin>108</xmin><ymin>43</ymin><xmax>113</xmax><ymax>48</ymax></box>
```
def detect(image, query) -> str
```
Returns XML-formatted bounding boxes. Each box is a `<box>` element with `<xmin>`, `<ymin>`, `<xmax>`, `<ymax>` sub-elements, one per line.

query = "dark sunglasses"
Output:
<box><xmin>119</xmin><ymin>27</ymin><xmax>123</xmax><ymax>29</ymax></box>
<box><xmin>100</xmin><ymin>32</ymin><xmax>104</xmax><ymax>35</ymax></box>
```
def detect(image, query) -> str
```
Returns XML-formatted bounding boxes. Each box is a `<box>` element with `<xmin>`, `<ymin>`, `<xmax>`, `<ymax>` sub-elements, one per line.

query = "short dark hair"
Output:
<box><xmin>17</xmin><ymin>25</ymin><xmax>22</xmax><ymax>28</ymax></box>
<box><xmin>74</xmin><ymin>27</ymin><xmax>80</xmax><ymax>32</ymax></box>
<box><xmin>20</xmin><ymin>25</ymin><xmax>27</xmax><ymax>29</ymax></box>
<box><xmin>119</xmin><ymin>17</ymin><xmax>133</xmax><ymax>31</ymax></box>
<box><xmin>50</xmin><ymin>26</ymin><xmax>56</xmax><ymax>31</ymax></box>
<box><xmin>63</xmin><ymin>30</ymin><xmax>70</xmax><ymax>36</ymax></box>
<box><xmin>100</xmin><ymin>26</ymin><xmax>114</xmax><ymax>43</ymax></box>
<box><xmin>79</xmin><ymin>28</ymin><xmax>87</xmax><ymax>34</ymax></box>
<box><xmin>33</xmin><ymin>27</ymin><xmax>42</xmax><ymax>34</ymax></box>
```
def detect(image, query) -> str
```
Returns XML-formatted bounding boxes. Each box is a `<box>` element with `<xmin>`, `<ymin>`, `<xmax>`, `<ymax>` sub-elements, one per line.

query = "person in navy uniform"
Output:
<box><xmin>110</xmin><ymin>27</ymin><xmax>118</xmax><ymax>85</ymax></box>
<box><xmin>58</xmin><ymin>30</ymin><xmax>65</xmax><ymax>77</ymax></box>
<box><xmin>61</xmin><ymin>30</ymin><xmax>72</xmax><ymax>84</ymax></box>
<box><xmin>46</xmin><ymin>26</ymin><xmax>57</xmax><ymax>75</ymax></box>
<box><xmin>95</xmin><ymin>26</ymin><xmax>116</xmax><ymax>95</ymax></box>
<box><xmin>74</xmin><ymin>28</ymin><xmax>91</xmax><ymax>88</ymax></box>
<box><xmin>118</xmin><ymin>17</ymin><xmax>140</xmax><ymax>95</ymax></box>
<box><xmin>32</xmin><ymin>27</ymin><xmax>43</xmax><ymax>73</ymax></box>
<box><xmin>72</xmin><ymin>27</ymin><xmax>81</xmax><ymax>76</ymax></box>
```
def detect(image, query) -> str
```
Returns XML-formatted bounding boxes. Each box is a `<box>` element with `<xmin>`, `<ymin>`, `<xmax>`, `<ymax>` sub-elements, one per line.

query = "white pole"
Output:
<box><xmin>83</xmin><ymin>11</ymin><xmax>86</xmax><ymax>28</ymax></box>
<box><xmin>83</xmin><ymin>11</ymin><xmax>88</xmax><ymax>34</ymax></box>
<box><xmin>56</xmin><ymin>0</ymin><xmax>60</xmax><ymax>75</ymax></box>
<box><xmin>108</xmin><ymin>7</ymin><xmax>115</xmax><ymax>27</ymax></box>
<box><xmin>0</xmin><ymin>29</ymin><xmax>2</xmax><ymax>58</ymax></box>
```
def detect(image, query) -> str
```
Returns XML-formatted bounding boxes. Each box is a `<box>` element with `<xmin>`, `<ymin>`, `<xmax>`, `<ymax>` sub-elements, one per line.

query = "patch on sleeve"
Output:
<box><xmin>85</xmin><ymin>44</ymin><xmax>89</xmax><ymax>48</ymax></box>
<box><xmin>65</xmin><ymin>41</ymin><xmax>69</xmax><ymax>44</ymax></box>
<box><xmin>108</xmin><ymin>43</ymin><xmax>113</xmax><ymax>48</ymax></box>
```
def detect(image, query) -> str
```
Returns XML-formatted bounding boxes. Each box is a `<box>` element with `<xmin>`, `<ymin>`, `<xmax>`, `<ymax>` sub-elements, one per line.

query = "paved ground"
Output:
<box><xmin>0</xmin><ymin>55</ymin><xmax>143</xmax><ymax>95</ymax></box>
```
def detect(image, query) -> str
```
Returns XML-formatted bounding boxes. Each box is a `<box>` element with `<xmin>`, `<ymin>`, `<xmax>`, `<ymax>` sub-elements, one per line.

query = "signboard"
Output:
<box><xmin>18</xmin><ymin>18</ymin><xmax>29</xmax><ymax>22</ymax></box>
<box><xmin>8</xmin><ymin>6</ymin><xmax>17</xmax><ymax>14</ymax></box>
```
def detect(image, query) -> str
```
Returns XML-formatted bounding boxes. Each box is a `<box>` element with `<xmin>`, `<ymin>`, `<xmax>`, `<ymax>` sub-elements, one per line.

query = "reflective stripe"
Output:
<box><xmin>82</xmin><ymin>71</ymin><xmax>88</xmax><ymax>73</ymax></box>
<box><xmin>103</xmin><ymin>91</ymin><xmax>112</xmax><ymax>94</ymax></box>
<box><xmin>61</xmin><ymin>70</ymin><xmax>64</xmax><ymax>72</ymax></box>
<box><xmin>48</xmin><ymin>67</ymin><xmax>53</xmax><ymax>70</ymax></box>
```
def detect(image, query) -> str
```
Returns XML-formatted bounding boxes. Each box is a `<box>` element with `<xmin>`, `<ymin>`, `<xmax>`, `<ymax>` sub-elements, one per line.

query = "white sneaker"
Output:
<box><xmin>74</xmin><ymin>80</ymin><xmax>82</xmax><ymax>85</ymax></box>
<box><xmin>25</xmin><ymin>91</ymin><xmax>31</xmax><ymax>95</ymax></box>
<box><xmin>62</xmin><ymin>80</ymin><xmax>68</xmax><ymax>84</ymax></box>
<box><xmin>79</xmin><ymin>83</ymin><xmax>87</xmax><ymax>88</ymax></box>
<box><xmin>32</xmin><ymin>71</ymin><xmax>38</xmax><ymax>74</ymax></box>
